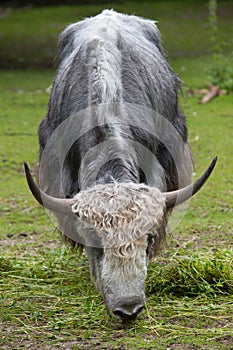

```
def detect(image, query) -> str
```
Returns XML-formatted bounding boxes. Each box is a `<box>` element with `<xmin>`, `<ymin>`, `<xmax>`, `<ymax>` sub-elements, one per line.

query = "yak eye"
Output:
<box><xmin>146</xmin><ymin>234</ymin><xmax>154</xmax><ymax>256</ymax></box>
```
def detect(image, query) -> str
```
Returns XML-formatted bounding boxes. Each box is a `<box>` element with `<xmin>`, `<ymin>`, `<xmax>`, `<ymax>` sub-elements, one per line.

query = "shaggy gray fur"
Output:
<box><xmin>37</xmin><ymin>10</ymin><xmax>193</xmax><ymax>318</ymax></box>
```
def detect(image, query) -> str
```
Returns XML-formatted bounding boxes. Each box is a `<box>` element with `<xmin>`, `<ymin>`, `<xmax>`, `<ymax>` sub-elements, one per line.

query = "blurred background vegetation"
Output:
<box><xmin>0</xmin><ymin>1</ymin><xmax>232</xmax><ymax>70</ymax></box>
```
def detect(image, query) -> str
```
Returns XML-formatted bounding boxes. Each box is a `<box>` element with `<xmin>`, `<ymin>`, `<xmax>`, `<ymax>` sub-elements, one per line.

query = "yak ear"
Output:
<box><xmin>165</xmin><ymin>156</ymin><xmax>217</xmax><ymax>209</ymax></box>
<box><xmin>24</xmin><ymin>162</ymin><xmax>75</xmax><ymax>215</ymax></box>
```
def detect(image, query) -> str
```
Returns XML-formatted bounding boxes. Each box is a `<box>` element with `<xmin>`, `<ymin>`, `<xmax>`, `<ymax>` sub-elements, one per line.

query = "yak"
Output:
<box><xmin>24</xmin><ymin>10</ymin><xmax>217</xmax><ymax>321</ymax></box>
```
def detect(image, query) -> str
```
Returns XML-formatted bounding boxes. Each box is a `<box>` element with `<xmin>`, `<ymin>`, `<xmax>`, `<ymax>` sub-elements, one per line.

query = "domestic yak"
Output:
<box><xmin>24</xmin><ymin>10</ymin><xmax>217</xmax><ymax>320</ymax></box>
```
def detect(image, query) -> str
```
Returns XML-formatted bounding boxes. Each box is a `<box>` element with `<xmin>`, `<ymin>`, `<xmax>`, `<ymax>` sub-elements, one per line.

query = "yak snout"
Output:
<box><xmin>113</xmin><ymin>302</ymin><xmax>144</xmax><ymax>321</ymax></box>
<box><xmin>106</xmin><ymin>293</ymin><xmax>146</xmax><ymax>321</ymax></box>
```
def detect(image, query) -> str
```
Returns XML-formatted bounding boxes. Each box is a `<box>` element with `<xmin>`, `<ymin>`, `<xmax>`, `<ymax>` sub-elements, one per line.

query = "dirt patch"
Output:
<box><xmin>215</xmin><ymin>335</ymin><xmax>233</xmax><ymax>346</ymax></box>
<box><xmin>2</xmin><ymin>339</ymin><xmax>127</xmax><ymax>350</ymax></box>
<box><xmin>0</xmin><ymin>8</ymin><xmax>12</xmax><ymax>18</ymax></box>
<box><xmin>0</xmin><ymin>230</ymin><xmax>61</xmax><ymax>258</ymax></box>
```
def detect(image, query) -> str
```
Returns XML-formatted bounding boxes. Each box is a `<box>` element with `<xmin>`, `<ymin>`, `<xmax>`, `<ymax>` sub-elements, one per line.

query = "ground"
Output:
<box><xmin>0</xmin><ymin>2</ymin><xmax>233</xmax><ymax>349</ymax></box>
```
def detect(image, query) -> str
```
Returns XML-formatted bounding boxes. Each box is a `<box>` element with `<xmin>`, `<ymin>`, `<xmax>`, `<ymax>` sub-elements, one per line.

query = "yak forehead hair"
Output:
<box><xmin>71</xmin><ymin>182</ymin><xmax>166</xmax><ymax>259</ymax></box>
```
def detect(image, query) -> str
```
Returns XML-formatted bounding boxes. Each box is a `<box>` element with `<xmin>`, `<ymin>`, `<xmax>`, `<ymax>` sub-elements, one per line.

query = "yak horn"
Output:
<box><xmin>24</xmin><ymin>162</ymin><xmax>75</xmax><ymax>215</ymax></box>
<box><xmin>165</xmin><ymin>156</ymin><xmax>217</xmax><ymax>209</ymax></box>
<box><xmin>25</xmin><ymin>157</ymin><xmax>217</xmax><ymax>214</ymax></box>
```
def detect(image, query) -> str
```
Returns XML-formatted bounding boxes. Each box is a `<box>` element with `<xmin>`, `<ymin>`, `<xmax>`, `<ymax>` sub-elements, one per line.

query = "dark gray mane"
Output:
<box><xmin>38</xmin><ymin>9</ymin><xmax>191</xmax><ymax>201</ymax></box>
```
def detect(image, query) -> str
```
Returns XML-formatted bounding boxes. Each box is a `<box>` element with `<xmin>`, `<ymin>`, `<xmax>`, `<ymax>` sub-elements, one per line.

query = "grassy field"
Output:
<box><xmin>0</xmin><ymin>1</ymin><xmax>233</xmax><ymax>68</ymax></box>
<box><xmin>0</xmin><ymin>1</ymin><xmax>233</xmax><ymax>349</ymax></box>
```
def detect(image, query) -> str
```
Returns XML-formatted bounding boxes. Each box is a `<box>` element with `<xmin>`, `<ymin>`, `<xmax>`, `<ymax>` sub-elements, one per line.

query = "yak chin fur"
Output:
<box><xmin>71</xmin><ymin>182</ymin><xmax>166</xmax><ymax>276</ymax></box>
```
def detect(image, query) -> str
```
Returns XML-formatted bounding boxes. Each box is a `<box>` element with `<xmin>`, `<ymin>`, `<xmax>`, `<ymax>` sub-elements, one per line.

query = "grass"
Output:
<box><xmin>0</xmin><ymin>266</ymin><xmax>233</xmax><ymax>349</ymax></box>
<box><xmin>1</xmin><ymin>1</ymin><xmax>233</xmax><ymax>349</ymax></box>
<box><xmin>1</xmin><ymin>246</ymin><xmax>233</xmax><ymax>349</ymax></box>
<box><xmin>0</xmin><ymin>1</ymin><xmax>233</xmax><ymax>67</ymax></box>
<box><xmin>1</xmin><ymin>60</ymin><xmax>232</xmax><ymax>350</ymax></box>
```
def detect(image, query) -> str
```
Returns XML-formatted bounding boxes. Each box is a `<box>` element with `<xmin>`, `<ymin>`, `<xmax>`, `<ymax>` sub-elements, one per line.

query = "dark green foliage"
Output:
<box><xmin>147</xmin><ymin>250</ymin><xmax>233</xmax><ymax>296</ymax></box>
<box><xmin>207</xmin><ymin>0</ymin><xmax>233</xmax><ymax>91</ymax></box>
<box><xmin>1</xmin><ymin>0</ymin><xmax>116</xmax><ymax>6</ymax></box>
<box><xmin>207</xmin><ymin>54</ymin><xmax>233</xmax><ymax>91</ymax></box>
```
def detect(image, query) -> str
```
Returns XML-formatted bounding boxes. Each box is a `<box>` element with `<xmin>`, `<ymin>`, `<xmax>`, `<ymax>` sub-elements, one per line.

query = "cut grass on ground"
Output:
<box><xmin>1</xmin><ymin>247</ymin><xmax>233</xmax><ymax>349</ymax></box>
<box><xmin>0</xmin><ymin>56</ymin><xmax>232</xmax><ymax>349</ymax></box>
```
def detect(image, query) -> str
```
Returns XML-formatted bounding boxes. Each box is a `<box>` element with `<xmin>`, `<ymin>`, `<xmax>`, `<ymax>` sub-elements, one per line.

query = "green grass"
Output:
<box><xmin>1</xmin><ymin>2</ymin><xmax>233</xmax><ymax>349</ymax></box>
<box><xmin>0</xmin><ymin>58</ymin><xmax>232</xmax><ymax>350</ymax></box>
<box><xmin>0</xmin><ymin>246</ymin><xmax>233</xmax><ymax>349</ymax></box>
<box><xmin>0</xmin><ymin>1</ymin><xmax>233</xmax><ymax>67</ymax></box>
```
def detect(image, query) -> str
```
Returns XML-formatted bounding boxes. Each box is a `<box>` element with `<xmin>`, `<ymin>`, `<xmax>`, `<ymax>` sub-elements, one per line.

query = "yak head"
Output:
<box><xmin>24</xmin><ymin>157</ymin><xmax>217</xmax><ymax>320</ymax></box>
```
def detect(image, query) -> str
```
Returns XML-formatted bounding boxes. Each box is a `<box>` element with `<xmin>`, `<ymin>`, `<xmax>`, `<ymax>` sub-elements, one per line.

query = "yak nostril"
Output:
<box><xmin>113</xmin><ymin>304</ymin><xmax>144</xmax><ymax>320</ymax></box>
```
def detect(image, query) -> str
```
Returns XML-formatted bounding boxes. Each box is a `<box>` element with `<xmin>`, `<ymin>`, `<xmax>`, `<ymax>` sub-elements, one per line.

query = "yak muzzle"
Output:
<box><xmin>113</xmin><ymin>303</ymin><xmax>144</xmax><ymax>321</ymax></box>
